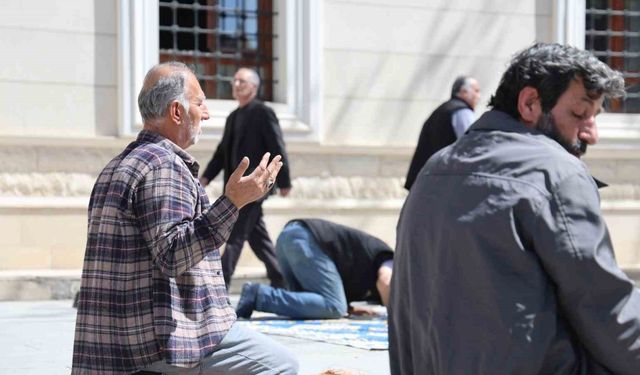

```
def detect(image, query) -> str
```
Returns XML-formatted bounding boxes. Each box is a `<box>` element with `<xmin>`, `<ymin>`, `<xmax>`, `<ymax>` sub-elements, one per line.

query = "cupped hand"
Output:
<box><xmin>224</xmin><ymin>153</ymin><xmax>283</xmax><ymax>209</ymax></box>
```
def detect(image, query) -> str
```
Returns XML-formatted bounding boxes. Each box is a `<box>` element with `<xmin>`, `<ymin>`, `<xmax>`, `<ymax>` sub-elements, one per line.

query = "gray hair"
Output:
<box><xmin>489</xmin><ymin>43</ymin><xmax>626</xmax><ymax>119</ymax></box>
<box><xmin>451</xmin><ymin>76</ymin><xmax>474</xmax><ymax>98</ymax></box>
<box><xmin>238</xmin><ymin>67</ymin><xmax>261</xmax><ymax>88</ymax></box>
<box><xmin>138</xmin><ymin>62</ymin><xmax>193</xmax><ymax>122</ymax></box>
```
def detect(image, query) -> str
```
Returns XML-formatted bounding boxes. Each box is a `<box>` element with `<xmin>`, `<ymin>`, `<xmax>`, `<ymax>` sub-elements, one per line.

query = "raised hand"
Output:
<box><xmin>224</xmin><ymin>152</ymin><xmax>283</xmax><ymax>209</ymax></box>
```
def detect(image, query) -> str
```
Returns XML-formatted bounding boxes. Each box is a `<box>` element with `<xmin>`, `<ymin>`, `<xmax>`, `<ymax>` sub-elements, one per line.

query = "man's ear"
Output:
<box><xmin>517</xmin><ymin>87</ymin><xmax>541</xmax><ymax>126</ymax></box>
<box><xmin>168</xmin><ymin>101</ymin><xmax>182</xmax><ymax>125</ymax></box>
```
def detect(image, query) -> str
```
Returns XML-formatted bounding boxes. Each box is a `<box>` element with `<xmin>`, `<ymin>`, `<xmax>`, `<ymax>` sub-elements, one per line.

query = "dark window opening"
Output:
<box><xmin>586</xmin><ymin>0</ymin><xmax>640</xmax><ymax>113</ymax></box>
<box><xmin>159</xmin><ymin>0</ymin><xmax>277</xmax><ymax>101</ymax></box>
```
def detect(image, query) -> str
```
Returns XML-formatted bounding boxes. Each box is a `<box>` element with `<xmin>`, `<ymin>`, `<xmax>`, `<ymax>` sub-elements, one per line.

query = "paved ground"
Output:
<box><xmin>0</xmin><ymin>299</ymin><xmax>390</xmax><ymax>375</ymax></box>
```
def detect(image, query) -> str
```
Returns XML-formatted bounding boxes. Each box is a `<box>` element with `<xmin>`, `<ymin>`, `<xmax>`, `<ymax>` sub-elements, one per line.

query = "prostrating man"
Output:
<box><xmin>200</xmin><ymin>67</ymin><xmax>291</xmax><ymax>288</ymax></box>
<box><xmin>404</xmin><ymin>75</ymin><xmax>481</xmax><ymax>190</ymax></box>
<box><xmin>72</xmin><ymin>62</ymin><xmax>297</xmax><ymax>375</ymax></box>
<box><xmin>235</xmin><ymin>219</ymin><xmax>394</xmax><ymax>319</ymax></box>
<box><xmin>390</xmin><ymin>43</ymin><xmax>640</xmax><ymax>374</ymax></box>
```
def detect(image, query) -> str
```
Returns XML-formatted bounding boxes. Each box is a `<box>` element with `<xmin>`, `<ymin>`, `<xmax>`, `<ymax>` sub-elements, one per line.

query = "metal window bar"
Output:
<box><xmin>159</xmin><ymin>0</ymin><xmax>278</xmax><ymax>101</ymax></box>
<box><xmin>585</xmin><ymin>30</ymin><xmax>640</xmax><ymax>37</ymax></box>
<box><xmin>585</xmin><ymin>1</ymin><xmax>640</xmax><ymax>113</ymax></box>
<box><xmin>587</xmin><ymin>8</ymin><xmax>640</xmax><ymax>16</ymax></box>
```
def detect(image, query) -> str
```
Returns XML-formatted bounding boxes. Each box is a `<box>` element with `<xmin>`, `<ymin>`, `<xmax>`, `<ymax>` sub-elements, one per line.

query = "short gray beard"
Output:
<box><xmin>535</xmin><ymin>112</ymin><xmax>587</xmax><ymax>157</ymax></box>
<box><xmin>182</xmin><ymin>106</ymin><xmax>200</xmax><ymax>147</ymax></box>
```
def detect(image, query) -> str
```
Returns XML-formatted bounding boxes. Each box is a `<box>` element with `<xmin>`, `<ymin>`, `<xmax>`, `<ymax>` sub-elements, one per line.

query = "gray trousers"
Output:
<box><xmin>141</xmin><ymin>323</ymin><xmax>298</xmax><ymax>374</ymax></box>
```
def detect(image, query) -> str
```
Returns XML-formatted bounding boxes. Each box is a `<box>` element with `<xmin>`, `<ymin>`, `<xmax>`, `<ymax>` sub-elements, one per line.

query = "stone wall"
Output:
<box><xmin>0</xmin><ymin>138</ymin><xmax>408</xmax><ymax>272</ymax></box>
<box><xmin>1</xmin><ymin>137</ymin><xmax>640</xmax><ymax>275</ymax></box>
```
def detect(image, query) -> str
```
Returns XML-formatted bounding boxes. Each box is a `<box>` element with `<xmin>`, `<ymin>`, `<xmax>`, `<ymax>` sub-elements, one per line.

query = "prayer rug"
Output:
<box><xmin>237</xmin><ymin>317</ymin><xmax>388</xmax><ymax>350</ymax></box>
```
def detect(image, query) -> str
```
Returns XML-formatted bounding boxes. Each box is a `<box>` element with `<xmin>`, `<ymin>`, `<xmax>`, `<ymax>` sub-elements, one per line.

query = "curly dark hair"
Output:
<box><xmin>489</xmin><ymin>43</ymin><xmax>625</xmax><ymax>118</ymax></box>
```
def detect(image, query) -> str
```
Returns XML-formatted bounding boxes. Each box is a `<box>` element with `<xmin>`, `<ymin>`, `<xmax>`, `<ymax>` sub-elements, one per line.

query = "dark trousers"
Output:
<box><xmin>221</xmin><ymin>201</ymin><xmax>284</xmax><ymax>288</ymax></box>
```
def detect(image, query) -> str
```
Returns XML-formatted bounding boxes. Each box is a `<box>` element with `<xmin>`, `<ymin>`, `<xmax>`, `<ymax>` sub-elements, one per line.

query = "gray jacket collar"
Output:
<box><xmin>468</xmin><ymin>110</ymin><xmax>608</xmax><ymax>189</ymax></box>
<box><xmin>468</xmin><ymin>110</ymin><xmax>538</xmax><ymax>136</ymax></box>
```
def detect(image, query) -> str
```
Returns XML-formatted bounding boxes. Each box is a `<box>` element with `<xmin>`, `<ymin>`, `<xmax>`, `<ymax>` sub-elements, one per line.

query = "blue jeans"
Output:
<box><xmin>141</xmin><ymin>323</ymin><xmax>298</xmax><ymax>374</ymax></box>
<box><xmin>254</xmin><ymin>221</ymin><xmax>348</xmax><ymax>319</ymax></box>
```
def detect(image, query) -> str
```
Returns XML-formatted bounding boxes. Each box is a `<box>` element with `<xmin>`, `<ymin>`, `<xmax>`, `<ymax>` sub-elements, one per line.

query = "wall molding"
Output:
<box><xmin>0</xmin><ymin>173</ymin><xmax>406</xmax><ymax>199</ymax></box>
<box><xmin>4</xmin><ymin>173</ymin><xmax>640</xmax><ymax>212</ymax></box>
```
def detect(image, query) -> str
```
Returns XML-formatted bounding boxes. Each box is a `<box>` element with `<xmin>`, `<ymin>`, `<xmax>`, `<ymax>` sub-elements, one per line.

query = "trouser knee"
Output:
<box><xmin>329</xmin><ymin>302</ymin><xmax>348</xmax><ymax>318</ymax></box>
<box><xmin>275</xmin><ymin>224</ymin><xmax>305</xmax><ymax>260</ymax></box>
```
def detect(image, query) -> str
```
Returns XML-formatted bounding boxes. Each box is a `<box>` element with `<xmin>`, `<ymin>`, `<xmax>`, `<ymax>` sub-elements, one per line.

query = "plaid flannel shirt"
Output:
<box><xmin>72</xmin><ymin>130</ymin><xmax>238</xmax><ymax>374</ymax></box>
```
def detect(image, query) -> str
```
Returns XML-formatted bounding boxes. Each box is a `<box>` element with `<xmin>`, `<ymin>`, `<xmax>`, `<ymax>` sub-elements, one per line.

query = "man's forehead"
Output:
<box><xmin>181</xmin><ymin>73</ymin><xmax>203</xmax><ymax>98</ymax></box>
<box><xmin>545</xmin><ymin>79</ymin><xmax>602</xmax><ymax>117</ymax></box>
<box><xmin>235</xmin><ymin>69</ymin><xmax>247</xmax><ymax>77</ymax></box>
<box><xmin>580</xmin><ymin>91</ymin><xmax>604</xmax><ymax>112</ymax></box>
<box><xmin>568</xmin><ymin>79</ymin><xmax>601</xmax><ymax>102</ymax></box>
<box><xmin>580</xmin><ymin>94</ymin><xmax>600</xmax><ymax>106</ymax></box>
<box><xmin>185</xmin><ymin>72</ymin><xmax>200</xmax><ymax>86</ymax></box>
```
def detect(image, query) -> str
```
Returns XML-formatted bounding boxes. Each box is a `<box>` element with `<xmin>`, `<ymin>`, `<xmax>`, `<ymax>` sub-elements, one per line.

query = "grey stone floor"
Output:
<box><xmin>0</xmin><ymin>299</ymin><xmax>390</xmax><ymax>375</ymax></box>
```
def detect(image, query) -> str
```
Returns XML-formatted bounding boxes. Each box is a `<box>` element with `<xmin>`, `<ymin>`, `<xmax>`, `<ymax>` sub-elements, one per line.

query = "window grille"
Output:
<box><xmin>159</xmin><ymin>0</ymin><xmax>277</xmax><ymax>101</ymax></box>
<box><xmin>586</xmin><ymin>0</ymin><xmax>640</xmax><ymax>113</ymax></box>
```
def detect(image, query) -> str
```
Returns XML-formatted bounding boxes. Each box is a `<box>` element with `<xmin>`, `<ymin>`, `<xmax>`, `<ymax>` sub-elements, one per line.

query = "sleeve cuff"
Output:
<box><xmin>203</xmin><ymin>195</ymin><xmax>239</xmax><ymax>236</ymax></box>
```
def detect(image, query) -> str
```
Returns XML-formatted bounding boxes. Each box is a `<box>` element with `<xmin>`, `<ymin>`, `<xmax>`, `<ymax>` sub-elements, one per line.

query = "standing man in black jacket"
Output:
<box><xmin>404</xmin><ymin>76</ymin><xmax>481</xmax><ymax>190</ymax></box>
<box><xmin>200</xmin><ymin>67</ymin><xmax>291</xmax><ymax>288</ymax></box>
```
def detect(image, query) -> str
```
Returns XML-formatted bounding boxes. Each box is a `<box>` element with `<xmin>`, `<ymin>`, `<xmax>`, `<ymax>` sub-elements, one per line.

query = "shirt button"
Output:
<box><xmin>226</xmin><ymin>298</ymin><xmax>232</xmax><ymax>305</ymax></box>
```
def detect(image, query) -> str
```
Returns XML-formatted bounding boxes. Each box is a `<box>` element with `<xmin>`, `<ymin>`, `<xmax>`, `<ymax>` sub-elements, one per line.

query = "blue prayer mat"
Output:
<box><xmin>236</xmin><ymin>317</ymin><xmax>388</xmax><ymax>350</ymax></box>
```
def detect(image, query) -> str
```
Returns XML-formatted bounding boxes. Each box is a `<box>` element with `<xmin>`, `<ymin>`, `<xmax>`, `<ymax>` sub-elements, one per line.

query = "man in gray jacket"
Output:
<box><xmin>389</xmin><ymin>43</ymin><xmax>639</xmax><ymax>374</ymax></box>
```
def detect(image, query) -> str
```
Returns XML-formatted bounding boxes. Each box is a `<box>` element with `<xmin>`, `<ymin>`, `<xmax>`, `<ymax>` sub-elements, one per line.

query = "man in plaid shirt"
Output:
<box><xmin>72</xmin><ymin>62</ymin><xmax>298</xmax><ymax>374</ymax></box>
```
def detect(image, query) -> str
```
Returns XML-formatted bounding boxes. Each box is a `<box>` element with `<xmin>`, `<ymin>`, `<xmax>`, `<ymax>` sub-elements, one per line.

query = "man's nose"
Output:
<box><xmin>579</xmin><ymin>116</ymin><xmax>598</xmax><ymax>145</ymax></box>
<box><xmin>202</xmin><ymin>105</ymin><xmax>211</xmax><ymax>120</ymax></box>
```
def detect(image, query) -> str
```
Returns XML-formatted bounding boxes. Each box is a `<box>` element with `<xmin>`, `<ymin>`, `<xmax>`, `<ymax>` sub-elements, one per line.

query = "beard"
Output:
<box><xmin>535</xmin><ymin>112</ymin><xmax>587</xmax><ymax>157</ymax></box>
<box><xmin>188</xmin><ymin>124</ymin><xmax>200</xmax><ymax>146</ymax></box>
<box><xmin>183</xmin><ymin>112</ymin><xmax>201</xmax><ymax>147</ymax></box>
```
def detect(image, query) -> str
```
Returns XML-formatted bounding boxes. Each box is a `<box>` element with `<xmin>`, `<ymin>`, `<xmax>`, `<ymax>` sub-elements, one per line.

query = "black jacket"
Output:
<box><xmin>404</xmin><ymin>97</ymin><xmax>472</xmax><ymax>190</ymax></box>
<box><xmin>291</xmin><ymin>218</ymin><xmax>394</xmax><ymax>303</ymax></box>
<box><xmin>201</xmin><ymin>99</ymin><xmax>292</xmax><ymax>193</ymax></box>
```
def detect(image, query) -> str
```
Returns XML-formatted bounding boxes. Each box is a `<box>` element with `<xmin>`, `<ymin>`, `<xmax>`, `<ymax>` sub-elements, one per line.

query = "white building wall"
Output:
<box><xmin>0</xmin><ymin>0</ymin><xmax>118</xmax><ymax>137</ymax></box>
<box><xmin>322</xmin><ymin>0</ymin><xmax>553</xmax><ymax>146</ymax></box>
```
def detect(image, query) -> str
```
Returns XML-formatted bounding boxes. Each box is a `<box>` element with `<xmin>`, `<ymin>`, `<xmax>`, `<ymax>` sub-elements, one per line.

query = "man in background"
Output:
<box><xmin>404</xmin><ymin>75</ymin><xmax>481</xmax><ymax>190</ymax></box>
<box><xmin>200</xmin><ymin>67</ymin><xmax>292</xmax><ymax>289</ymax></box>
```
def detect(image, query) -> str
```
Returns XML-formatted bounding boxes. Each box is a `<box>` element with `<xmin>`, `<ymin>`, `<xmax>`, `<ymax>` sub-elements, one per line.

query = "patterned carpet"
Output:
<box><xmin>237</xmin><ymin>317</ymin><xmax>388</xmax><ymax>350</ymax></box>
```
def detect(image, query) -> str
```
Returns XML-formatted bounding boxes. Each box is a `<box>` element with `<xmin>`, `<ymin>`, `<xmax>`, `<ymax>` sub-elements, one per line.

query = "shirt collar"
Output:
<box><xmin>136</xmin><ymin>129</ymin><xmax>200</xmax><ymax>175</ymax></box>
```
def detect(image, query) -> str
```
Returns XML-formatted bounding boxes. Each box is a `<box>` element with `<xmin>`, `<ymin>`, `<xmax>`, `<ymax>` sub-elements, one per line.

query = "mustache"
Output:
<box><xmin>578</xmin><ymin>141</ymin><xmax>587</xmax><ymax>155</ymax></box>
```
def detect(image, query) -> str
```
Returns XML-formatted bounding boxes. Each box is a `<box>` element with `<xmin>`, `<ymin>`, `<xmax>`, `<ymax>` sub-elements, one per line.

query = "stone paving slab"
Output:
<box><xmin>0</xmin><ymin>299</ymin><xmax>390</xmax><ymax>375</ymax></box>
